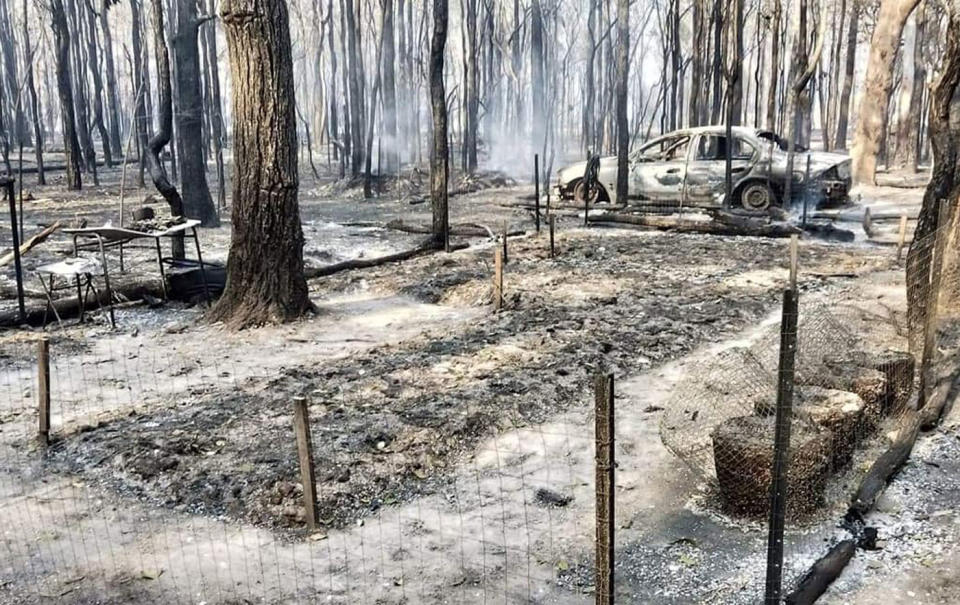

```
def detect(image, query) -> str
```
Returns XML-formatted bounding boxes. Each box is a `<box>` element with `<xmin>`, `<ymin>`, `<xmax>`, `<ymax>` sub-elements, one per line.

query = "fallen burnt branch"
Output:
<box><xmin>587</xmin><ymin>211</ymin><xmax>802</xmax><ymax>238</ymax></box>
<box><xmin>849</xmin><ymin>410</ymin><xmax>922</xmax><ymax>518</ymax></box>
<box><xmin>384</xmin><ymin>219</ymin><xmax>524</xmax><ymax>238</ymax></box>
<box><xmin>784</xmin><ymin>540</ymin><xmax>857</xmax><ymax>605</ymax></box>
<box><xmin>305</xmin><ymin>239</ymin><xmax>468</xmax><ymax>280</ymax></box>
<box><xmin>0</xmin><ymin>275</ymin><xmax>165</xmax><ymax>327</ymax></box>
<box><xmin>0</xmin><ymin>221</ymin><xmax>62</xmax><ymax>268</ymax></box>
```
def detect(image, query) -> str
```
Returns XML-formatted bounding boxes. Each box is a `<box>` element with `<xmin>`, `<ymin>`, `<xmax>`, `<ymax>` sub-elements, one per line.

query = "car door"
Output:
<box><xmin>629</xmin><ymin>135</ymin><xmax>691</xmax><ymax>205</ymax></box>
<box><xmin>683</xmin><ymin>134</ymin><xmax>757</xmax><ymax>206</ymax></box>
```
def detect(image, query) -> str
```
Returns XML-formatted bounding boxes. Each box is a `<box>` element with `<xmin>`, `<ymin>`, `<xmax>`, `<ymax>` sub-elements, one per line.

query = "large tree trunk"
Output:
<box><xmin>835</xmin><ymin>0</ymin><xmax>859</xmax><ymax>150</ymax></box>
<box><xmin>530</xmin><ymin>0</ymin><xmax>545</xmax><ymax>151</ymax></box>
<box><xmin>67</xmin><ymin>0</ymin><xmax>97</xmax><ymax>182</ymax></box>
<box><xmin>0</xmin><ymin>0</ymin><xmax>28</xmax><ymax>147</ymax></box>
<box><xmin>100</xmin><ymin>0</ymin><xmax>124</xmax><ymax>157</ymax></box>
<box><xmin>145</xmin><ymin>0</ymin><xmax>186</xmax><ymax>259</ymax></box>
<box><xmin>344</xmin><ymin>0</ymin><xmax>364</xmax><ymax>177</ymax></box>
<box><xmin>766</xmin><ymin>0</ymin><xmax>782</xmax><ymax>130</ymax></box>
<box><xmin>381</xmin><ymin>0</ymin><xmax>398</xmax><ymax>173</ymax></box>
<box><xmin>462</xmin><ymin>0</ymin><xmax>478</xmax><ymax>172</ymax></box>
<box><xmin>130</xmin><ymin>0</ymin><xmax>151</xmax><ymax>187</ymax></box>
<box><xmin>83</xmin><ymin>2</ymin><xmax>113</xmax><ymax>168</ymax></box>
<box><xmin>213</xmin><ymin>0</ymin><xmax>311</xmax><ymax>328</ymax></box>
<box><xmin>50</xmin><ymin>0</ymin><xmax>82</xmax><ymax>190</ymax></box>
<box><xmin>172</xmin><ymin>0</ymin><xmax>219</xmax><ymax>227</ymax></box>
<box><xmin>614</xmin><ymin>0</ymin><xmax>629</xmax><ymax>204</ymax></box>
<box><xmin>851</xmin><ymin>0</ymin><xmax>922</xmax><ymax>185</ymax></box>
<box><xmin>906</xmin><ymin>8</ymin><xmax>960</xmax><ymax>354</ymax></box>
<box><xmin>430</xmin><ymin>0</ymin><xmax>449</xmax><ymax>250</ymax></box>
<box><xmin>23</xmin><ymin>0</ymin><xmax>44</xmax><ymax>184</ymax></box>
<box><xmin>202</xmin><ymin>0</ymin><xmax>226</xmax><ymax>210</ymax></box>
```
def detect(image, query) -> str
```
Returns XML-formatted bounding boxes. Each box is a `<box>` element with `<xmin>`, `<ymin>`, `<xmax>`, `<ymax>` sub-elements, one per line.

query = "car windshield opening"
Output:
<box><xmin>695</xmin><ymin>135</ymin><xmax>754</xmax><ymax>161</ymax></box>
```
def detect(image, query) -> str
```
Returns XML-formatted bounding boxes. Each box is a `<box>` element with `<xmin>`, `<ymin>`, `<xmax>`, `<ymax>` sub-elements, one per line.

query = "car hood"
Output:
<box><xmin>801</xmin><ymin>151</ymin><xmax>851</xmax><ymax>177</ymax></box>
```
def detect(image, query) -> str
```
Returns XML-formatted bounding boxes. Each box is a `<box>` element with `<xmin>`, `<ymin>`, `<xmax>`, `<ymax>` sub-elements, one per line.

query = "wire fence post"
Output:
<box><xmin>896</xmin><ymin>214</ymin><xmax>908</xmax><ymax>261</ymax></box>
<box><xmin>764</xmin><ymin>288</ymin><xmax>799</xmax><ymax>604</ymax></box>
<box><xmin>534</xmin><ymin>154</ymin><xmax>541</xmax><ymax>234</ymax></box>
<box><xmin>37</xmin><ymin>338</ymin><xmax>50</xmax><ymax>446</ymax></box>
<box><xmin>549</xmin><ymin>215</ymin><xmax>556</xmax><ymax>259</ymax></box>
<box><xmin>920</xmin><ymin>199</ymin><xmax>951</xmax><ymax>408</ymax></box>
<box><xmin>788</xmin><ymin>234</ymin><xmax>798</xmax><ymax>290</ymax></box>
<box><xmin>493</xmin><ymin>248</ymin><xmax>504</xmax><ymax>311</ymax></box>
<box><xmin>595</xmin><ymin>372</ymin><xmax>615</xmax><ymax>605</ymax></box>
<box><xmin>293</xmin><ymin>397</ymin><xmax>318</xmax><ymax>530</ymax></box>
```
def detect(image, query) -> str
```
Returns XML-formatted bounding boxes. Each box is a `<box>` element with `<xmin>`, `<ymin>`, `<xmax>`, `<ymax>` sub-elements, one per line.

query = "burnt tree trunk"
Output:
<box><xmin>172</xmin><ymin>0</ymin><xmax>218</xmax><ymax>226</ymax></box>
<box><xmin>67</xmin><ymin>0</ymin><xmax>97</xmax><ymax>182</ymax></box>
<box><xmin>100</xmin><ymin>0</ymin><xmax>124</xmax><ymax>156</ymax></box>
<box><xmin>202</xmin><ymin>0</ymin><xmax>226</xmax><ymax>210</ymax></box>
<box><xmin>146</xmin><ymin>0</ymin><xmax>186</xmax><ymax>259</ymax></box>
<box><xmin>766</xmin><ymin>0</ymin><xmax>782</xmax><ymax>130</ymax></box>
<box><xmin>213</xmin><ymin>0</ymin><xmax>311</xmax><ymax>328</ymax></box>
<box><xmin>851</xmin><ymin>0</ymin><xmax>922</xmax><ymax>185</ymax></box>
<box><xmin>835</xmin><ymin>0</ymin><xmax>858</xmax><ymax>150</ymax></box>
<box><xmin>430</xmin><ymin>0</ymin><xmax>449</xmax><ymax>250</ymax></box>
<box><xmin>23</xmin><ymin>0</ymin><xmax>44</xmax><ymax>184</ymax></box>
<box><xmin>906</xmin><ymin>10</ymin><xmax>960</xmax><ymax>352</ymax></box>
<box><xmin>50</xmin><ymin>0</ymin><xmax>82</xmax><ymax>190</ymax></box>
<box><xmin>381</xmin><ymin>0</ymin><xmax>398</xmax><ymax>173</ymax></box>
<box><xmin>614</xmin><ymin>0</ymin><xmax>628</xmax><ymax>204</ymax></box>
<box><xmin>130</xmin><ymin>0</ymin><xmax>151</xmax><ymax>187</ymax></box>
<box><xmin>83</xmin><ymin>2</ymin><xmax>113</xmax><ymax>168</ymax></box>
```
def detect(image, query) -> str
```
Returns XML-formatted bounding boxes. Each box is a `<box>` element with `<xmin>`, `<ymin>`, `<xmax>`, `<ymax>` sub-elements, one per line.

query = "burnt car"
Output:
<box><xmin>555</xmin><ymin>126</ymin><xmax>851</xmax><ymax>211</ymax></box>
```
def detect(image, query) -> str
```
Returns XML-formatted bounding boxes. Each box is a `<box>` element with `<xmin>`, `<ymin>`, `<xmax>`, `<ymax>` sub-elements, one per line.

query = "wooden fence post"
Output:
<box><xmin>896</xmin><ymin>214</ymin><xmax>908</xmax><ymax>261</ymax></box>
<box><xmin>38</xmin><ymin>338</ymin><xmax>50</xmax><ymax>446</ymax></box>
<box><xmin>920</xmin><ymin>200</ymin><xmax>952</xmax><ymax>408</ymax></box>
<box><xmin>550</xmin><ymin>215</ymin><xmax>556</xmax><ymax>259</ymax></box>
<box><xmin>534</xmin><ymin>154</ymin><xmax>541</xmax><ymax>234</ymax></box>
<box><xmin>764</xmin><ymin>289</ymin><xmax>799</xmax><ymax>604</ymax></box>
<box><xmin>493</xmin><ymin>248</ymin><xmax>504</xmax><ymax>311</ymax></box>
<box><xmin>788</xmin><ymin>235</ymin><xmax>798</xmax><ymax>291</ymax></box>
<box><xmin>595</xmin><ymin>372</ymin><xmax>615</xmax><ymax>605</ymax></box>
<box><xmin>293</xmin><ymin>397</ymin><xmax>318</xmax><ymax>530</ymax></box>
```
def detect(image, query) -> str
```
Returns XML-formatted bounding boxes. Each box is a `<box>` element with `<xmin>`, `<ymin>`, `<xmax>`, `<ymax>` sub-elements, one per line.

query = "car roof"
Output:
<box><xmin>656</xmin><ymin>125</ymin><xmax>762</xmax><ymax>138</ymax></box>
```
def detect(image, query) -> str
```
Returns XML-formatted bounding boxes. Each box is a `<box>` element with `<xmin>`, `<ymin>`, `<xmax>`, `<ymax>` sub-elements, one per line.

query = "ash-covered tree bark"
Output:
<box><xmin>614</xmin><ymin>0</ymin><xmax>628</xmax><ymax>204</ymax></box>
<box><xmin>50</xmin><ymin>0</ymin><xmax>82</xmax><ymax>190</ymax></box>
<box><xmin>381</xmin><ymin>0</ymin><xmax>397</xmax><ymax>173</ymax></box>
<box><xmin>100</xmin><ymin>0</ymin><xmax>124</xmax><ymax>156</ymax></box>
<box><xmin>23</xmin><ymin>0</ymin><xmax>44</xmax><ymax>184</ymax></box>
<box><xmin>835</xmin><ymin>0</ymin><xmax>859</xmax><ymax>150</ymax></box>
<box><xmin>851</xmin><ymin>0</ymin><xmax>922</xmax><ymax>185</ymax></box>
<box><xmin>145</xmin><ymin>0</ymin><xmax>186</xmax><ymax>258</ymax></box>
<box><xmin>906</xmin><ymin>6</ymin><xmax>960</xmax><ymax>350</ymax></box>
<box><xmin>130</xmin><ymin>0</ymin><xmax>151</xmax><ymax>186</ymax></box>
<box><xmin>202</xmin><ymin>0</ymin><xmax>226</xmax><ymax>210</ymax></box>
<box><xmin>172</xmin><ymin>0</ymin><xmax>218</xmax><ymax>226</ymax></box>
<box><xmin>212</xmin><ymin>0</ymin><xmax>311</xmax><ymax>328</ymax></box>
<box><xmin>462</xmin><ymin>0</ymin><xmax>478</xmax><ymax>172</ymax></box>
<box><xmin>0</xmin><ymin>0</ymin><xmax>28</xmax><ymax>147</ymax></box>
<box><xmin>430</xmin><ymin>0</ymin><xmax>449</xmax><ymax>250</ymax></box>
<box><xmin>83</xmin><ymin>2</ymin><xmax>113</xmax><ymax>168</ymax></box>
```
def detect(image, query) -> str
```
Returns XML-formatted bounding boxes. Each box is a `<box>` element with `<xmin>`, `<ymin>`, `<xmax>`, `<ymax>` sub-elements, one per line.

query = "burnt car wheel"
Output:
<box><xmin>739</xmin><ymin>181</ymin><xmax>774</xmax><ymax>211</ymax></box>
<box><xmin>573</xmin><ymin>180</ymin><xmax>604</xmax><ymax>203</ymax></box>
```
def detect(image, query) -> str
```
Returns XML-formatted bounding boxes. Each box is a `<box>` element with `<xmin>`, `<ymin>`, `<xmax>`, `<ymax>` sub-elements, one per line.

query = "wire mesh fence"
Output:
<box><xmin>2</xmin><ymin>201</ymin><xmax>958</xmax><ymax>604</ymax></box>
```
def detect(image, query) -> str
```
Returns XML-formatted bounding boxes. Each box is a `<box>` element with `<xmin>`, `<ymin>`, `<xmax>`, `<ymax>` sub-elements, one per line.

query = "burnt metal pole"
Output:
<box><xmin>595</xmin><ymin>372</ymin><xmax>615</xmax><ymax>605</ymax></box>
<box><xmin>4</xmin><ymin>178</ymin><xmax>26</xmax><ymax>322</ymax></box>
<box><xmin>764</xmin><ymin>288</ymin><xmax>799</xmax><ymax>604</ymax></box>
<box><xmin>534</xmin><ymin>154</ymin><xmax>541</xmax><ymax>233</ymax></box>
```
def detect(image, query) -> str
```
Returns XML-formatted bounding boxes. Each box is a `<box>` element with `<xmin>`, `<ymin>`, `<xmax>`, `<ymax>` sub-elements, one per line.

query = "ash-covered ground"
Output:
<box><xmin>1</xmin><ymin>163</ymin><xmax>954</xmax><ymax>604</ymax></box>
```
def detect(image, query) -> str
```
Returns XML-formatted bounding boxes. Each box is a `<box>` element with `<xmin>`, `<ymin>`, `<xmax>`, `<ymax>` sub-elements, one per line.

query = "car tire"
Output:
<box><xmin>738</xmin><ymin>181</ymin><xmax>775</xmax><ymax>211</ymax></box>
<box><xmin>573</xmin><ymin>180</ymin><xmax>605</xmax><ymax>204</ymax></box>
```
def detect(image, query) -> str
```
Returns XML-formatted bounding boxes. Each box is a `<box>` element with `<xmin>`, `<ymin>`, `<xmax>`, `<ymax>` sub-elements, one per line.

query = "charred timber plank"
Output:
<box><xmin>304</xmin><ymin>240</ymin><xmax>467</xmax><ymax>280</ymax></box>
<box><xmin>587</xmin><ymin>212</ymin><xmax>802</xmax><ymax>238</ymax></box>
<box><xmin>784</xmin><ymin>540</ymin><xmax>857</xmax><ymax>605</ymax></box>
<box><xmin>0</xmin><ymin>221</ymin><xmax>62</xmax><ymax>268</ymax></box>
<box><xmin>849</xmin><ymin>410</ymin><xmax>922</xmax><ymax>518</ymax></box>
<box><xmin>0</xmin><ymin>277</ymin><xmax>164</xmax><ymax>327</ymax></box>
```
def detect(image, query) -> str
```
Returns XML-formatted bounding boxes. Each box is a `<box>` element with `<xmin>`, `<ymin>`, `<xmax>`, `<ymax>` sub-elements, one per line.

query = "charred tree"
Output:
<box><xmin>130</xmin><ymin>0</ymin><xmax>151</xmax><ymax>186</ymax></box>
<box><xmin>146</xmin><ymin>0</ymin><xmax>186</xmax><ymax>258</ymax></box>
<box><xmin>381</xmin><ymin>0</ymin><xmax>398</xmax><ymax>173</ymax></box>
<box><xmin>835</xmin><ymin>0</ymin><xmax>858</xmax><ymax>150</ymax></box>
<box><xmin>83</xmin><ymin>1</ymin><xmax>113</xmax><ymax>168</ymax></box>
<box><xmin>172</xmin><ymin>0</ymin><xmax>218</xmax><ymax>226</ymax></box>
<box><xmin>766</xmin><ymin>0</ymin><xmax>782</xmax><ymax>130</ymax></box>
<box><xmin>23</xmin><ymin>0</ymin><xmax>44</xmax><ymax>184</ymax></box>
<box><xmin>906</xmin><ymin>7</ymin><xmax>960</xmax><ymax>350</ymax></box>
<box><xmin>614</xmin><ymin>0</ymin><xmax>628</xmax><ymax>204</ymax></box>
<box><xmin>100</xmin><ymin>0</ymin><xmax>124</xmax><ymax>156</ymax></box>
<box><xmin>430</xmin><ymin>0</ymin><xmax>449</xmax><ymax>250</ymax></box>
<box><xmin>344</xmin><ymin>0</ymin><xmax>364</xmax><ymax>177</ymax></box>
<box><xmin>851</xmin><ymin>0</ymin><xmax>922</xmax><ymax>185</ymax></box>
<box><xmin>0</xmin><ymin>0</ymin><xmax>28</xmax><ymax>146</ymax></box>
<box><xmin>202</xmin><ymin>0</ymin><xmax>226</xmax><ymax>210</ymax></box>
<box><xmin>50</xmin><ymin>0</ymin><xmax>82</xmax><ymax>190</ymax></box>
<box><xmin>213</xmin><ymin>0</ymin><xmax>311</xmax><ymax>328</ymax></box>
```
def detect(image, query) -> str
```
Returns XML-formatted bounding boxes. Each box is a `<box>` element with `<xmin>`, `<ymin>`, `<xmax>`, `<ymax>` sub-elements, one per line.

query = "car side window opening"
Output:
<box><xmin>636</xmin><ymin>135</ymin><xmax>690</xmax><ymax>162</ymax></box>
<box><xmin>695</xmin><ymin>135</ymin><xmax>755</xmax><ymax>161</ymax></box>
